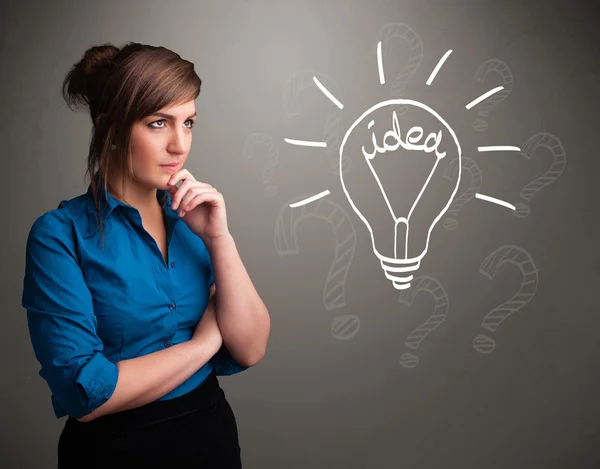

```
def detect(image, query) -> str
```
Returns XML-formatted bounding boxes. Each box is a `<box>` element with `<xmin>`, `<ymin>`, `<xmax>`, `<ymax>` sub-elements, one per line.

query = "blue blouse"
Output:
<box><xmin>21</xmin><ymin>177</ymin><xmax>247</xmax><ymax>420</ymax></box>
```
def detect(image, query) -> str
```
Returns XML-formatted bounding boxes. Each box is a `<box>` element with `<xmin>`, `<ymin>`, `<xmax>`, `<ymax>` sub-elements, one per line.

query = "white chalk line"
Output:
<box><xmin>426</xmin><ymin>49</ymin><xmax>453</xmax><ymax>85</ymax></box>
<box><xmin>475</xmin><ymin>193</ymin><xmax>516</xmax><ymax>210</ymax></box>
<box><xmin>465</xmin><ymin>86</ymin><xmax>504</xmax><ymax>110</ymax></box>
<box><xmin>289</xmin><ymin>190</ymin><xmax>331</xmax><ymax>207</ymax></box>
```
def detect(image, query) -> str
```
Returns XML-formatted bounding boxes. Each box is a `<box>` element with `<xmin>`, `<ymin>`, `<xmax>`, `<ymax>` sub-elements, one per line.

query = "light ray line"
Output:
<box><xmin>426</xmin><ymin>49</ymin><xmax>452</xmax><ymax>85</ymax></box>
<box><xmin>313</xmin><ymin>76</ymin><xmax>344</xmax><ymax>109</ymax></box>
<box><xmin>377</xmin><ymin>41</ymin><xmax>385</xmax><ymax>84</ymax></box>
<box><xmin>465</xmin><ymin>86</ymin><xmax>504</xmax><ymax>109</ymax></box>
<box><xmin>478</xmin><ymin>145</ymin><xmax>521</xmax><ymax>152</ymax></box>
<box><xmin>284</xmin><ymin>138</ymin><xmax>327</xmax><ymax>147</ymax></box>
<box><xmin>289</xmin><ymin>190</ymin><xmax>331</xmax><ymax>207</ymax></box>
<box><xmin>475</xmin><ymin>193</ymin><xmax>516</xmax><ymax>210</ymax></box>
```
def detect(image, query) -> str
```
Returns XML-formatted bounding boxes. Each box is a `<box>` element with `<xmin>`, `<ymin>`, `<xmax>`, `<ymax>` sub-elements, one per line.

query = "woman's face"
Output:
<box><xmin>128</xmin><ymin>99</ymin><xmax>197</xmax><ymax>190</ymax></box>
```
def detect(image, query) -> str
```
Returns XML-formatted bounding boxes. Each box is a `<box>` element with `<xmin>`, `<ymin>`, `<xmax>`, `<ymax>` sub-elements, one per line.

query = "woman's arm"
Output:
<box><xmin>79</xmin><ymin>288</ymin><xmax>223</xmax><ymax>422</ymax></box>
<box><xmin>78</xmin><ymin>338</ymin><xmax>219</xmax><ymax>422</ymax></box>
<box><xmin>205</xmin><ymin>234</ymin><xmax>270</xmax><ymax>367</ymax></box>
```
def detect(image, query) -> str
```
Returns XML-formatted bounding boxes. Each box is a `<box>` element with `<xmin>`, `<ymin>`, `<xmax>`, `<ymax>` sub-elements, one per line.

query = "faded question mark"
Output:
<box><xmin>442</xmin><ymin>156</ymin><xmax>483</xmax><ymax>231</ymax></box>
<box><xmin>374</xmin><ymin>22</ymin><xmax>424</xmax><ymax>116</ymax></box>
<box><xmin>473</xmin><ymin>245</ymin><xmax>538</xmax><ymax>354</ymax></box>
<box><xmin>275</xmin><ymin>194</ymin><xmax>360</xmax><ymax>340</ymax></box>
<box><xmin>397</xmin><ymin>275</ymin><xmax>449</xmax><ymax>368</ymax></box>
<box><xmin>243</xmin><ymin>133</ymin><xmax>279</xmax><ymax>197</ymax></box>
<box><xmin>282</xmin><ymin>70</ymin><xmax>348</xmax><ymax>176</ymax></box>
<box><xmin>513</xmin><ymin>132</ymin><xmax>566</xmax><ymax>217</ymax></box>
<box><xmin>471</xmin><ymin>59</ymin><xmax>513</xmax><ymax>131</ymax></box>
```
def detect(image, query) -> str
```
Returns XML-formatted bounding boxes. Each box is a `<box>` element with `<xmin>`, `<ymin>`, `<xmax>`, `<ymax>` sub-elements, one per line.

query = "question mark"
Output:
<box><xmin>442</xmin><ymin>156</ymin><xmax>483</xmax><ymax>230</ymax></box>
<box><xmin>471</xmin><ymin>59</ymin><xmax>513</xmax><ymax>131</ymax></box>
<box><xmin>397</xmin><ymin>275</ymin><xmax>449</xmax><ymax>368</ymax></box>
<box><xmin>473</xmin><ymin>245</ymin><xmax>538</xmax><ymax>354</ymax></box>
<box><xmin>513</xmin><ymin>132</ymin><xmax>566</xmax><ymax>218</ymax></box>
<box><xmin>275</xmin><ymin>194</ymin><xmax>360</xmax><ymax>339</ymax></box>
<box><xmin>282</xmin><ymin>70</ymin><xmax>347</xmax><ymax>176</ymax></box>
<box><xmin>331</xmin><ymin>314</ymin><xmax>360</xmax><ymax>341</ymax></box>
<box><xmin>243</xmin><ymin>133</ymin><xmax>279</xmax><ymax>197</ymax></box>
<box><xmin>374</xmin><ymin>22</ymin><xmax>424</xmax><ymax>116</ymax></box>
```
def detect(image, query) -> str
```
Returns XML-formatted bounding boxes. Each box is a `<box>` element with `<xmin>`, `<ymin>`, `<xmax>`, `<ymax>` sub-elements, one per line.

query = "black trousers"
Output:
<box><xmin>57</xmin><ymin>370</ymin><xmax>242</xmax><ymax>468</ymax></box>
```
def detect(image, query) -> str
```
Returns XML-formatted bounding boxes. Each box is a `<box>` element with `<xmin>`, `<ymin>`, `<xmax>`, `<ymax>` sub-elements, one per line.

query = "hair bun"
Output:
<box><xmin>62</xmin><ymin>43</ymin><xmax>121</xmax><ymax>113</ymax></box>
<box><xmin>81</xmin><ymin>44</ymin><xmax>120</xmax><ymax>76</ymax></box>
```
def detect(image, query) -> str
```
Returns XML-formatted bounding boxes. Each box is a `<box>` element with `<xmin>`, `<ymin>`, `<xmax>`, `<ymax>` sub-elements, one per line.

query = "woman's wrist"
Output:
<box><xmin>204</xmin><ymin>232</ymin><xmax>235</xmax><ymax>253</ymax></box>
<box><xmin>186</xmin><ymin>335</ymin><xmax>221</xmax><ymax>367</ymax></box>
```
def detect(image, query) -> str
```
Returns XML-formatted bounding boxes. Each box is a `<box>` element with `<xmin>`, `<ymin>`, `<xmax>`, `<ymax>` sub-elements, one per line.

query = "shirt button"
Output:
<box><xmin>169</xmin><ymin>303</ymin><xmax>175</xmax><ymax>310</ymax></box>
<box><xmin>171</xmin><ymin>261</ymin><xmax>176</xmax><ymax>268</ymax></box>
<box><xmin>164</xmin><ymin>340</ymin><xmax>172</xmax><ymax>347</ymax></box>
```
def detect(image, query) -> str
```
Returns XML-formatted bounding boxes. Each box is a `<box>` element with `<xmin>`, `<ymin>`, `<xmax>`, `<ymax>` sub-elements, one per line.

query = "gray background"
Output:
<box><xmin>2</xmin><ymin>0</ymin><xmax>599</xmax><ymax>467</ymax></box>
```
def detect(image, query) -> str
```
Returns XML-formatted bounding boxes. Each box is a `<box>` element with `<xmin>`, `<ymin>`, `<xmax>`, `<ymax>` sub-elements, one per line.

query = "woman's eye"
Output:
<box><xmin>149</xmin><ymin>119</ymin><xmax>195</xmax><ymax>129</ymax></box>
<box><xmin>149</xmin><ymin>120</ymin><xmax>165</xmax><ymax>128</ymax></box>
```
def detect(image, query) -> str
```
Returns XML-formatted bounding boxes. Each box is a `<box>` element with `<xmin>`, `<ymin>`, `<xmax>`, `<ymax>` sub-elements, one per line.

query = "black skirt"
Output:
<box><xmin>57</xmin><ymin>370</ymin><xmax>242</xmax><ymax>468</ymax></box>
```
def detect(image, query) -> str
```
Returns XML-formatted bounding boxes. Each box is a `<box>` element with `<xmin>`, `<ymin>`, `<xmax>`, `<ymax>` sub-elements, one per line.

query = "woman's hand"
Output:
<box><xmin>166</xmin><ymin>169</ymin><xmax>230</xmax><ymax>242</ymax></box>
<box><xmin>191</xmin><ymin>283</ymin><xmax>223</xmax><ymax>352</ymax></box>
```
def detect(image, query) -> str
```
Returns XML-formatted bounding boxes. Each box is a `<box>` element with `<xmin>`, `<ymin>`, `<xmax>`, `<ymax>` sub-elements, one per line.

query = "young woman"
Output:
<box><xmin>21</xmin><ymin>41</ymin><xmax>270</xmax><ymax>468</ymax></box>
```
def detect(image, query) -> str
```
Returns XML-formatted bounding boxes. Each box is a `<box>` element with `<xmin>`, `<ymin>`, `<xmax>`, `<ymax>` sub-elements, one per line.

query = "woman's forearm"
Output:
<box><xmin>205</xmin><ymin>233</ymin><xmax>270</xmax><ymax>366</ymax></box>
<box><xmin>77</xmin><ymin>339</ymin><xmax>218</xmax><ymax>422</ymax></box>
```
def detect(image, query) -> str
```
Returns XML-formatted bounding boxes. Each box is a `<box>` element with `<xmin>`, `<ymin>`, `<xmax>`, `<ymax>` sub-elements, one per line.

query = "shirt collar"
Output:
<box><xmin>85</xmin><ymin>173</ymin><xmax>178</xmax><ymax>226</ymax></box>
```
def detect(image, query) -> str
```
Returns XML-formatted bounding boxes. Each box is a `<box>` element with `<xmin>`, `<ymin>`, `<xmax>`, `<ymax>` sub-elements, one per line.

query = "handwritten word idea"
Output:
<box><xmin>361</xmin><ymin>110</ymin><xmax>447</xmax><ymax>160</ymax></box>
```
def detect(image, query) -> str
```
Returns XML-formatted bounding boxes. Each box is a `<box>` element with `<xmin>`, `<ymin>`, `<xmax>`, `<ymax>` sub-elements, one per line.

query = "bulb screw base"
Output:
<box><xmin>379</xmin><ymin>257</ymin><xmax>421</xmax><ymax>290</ymax></box>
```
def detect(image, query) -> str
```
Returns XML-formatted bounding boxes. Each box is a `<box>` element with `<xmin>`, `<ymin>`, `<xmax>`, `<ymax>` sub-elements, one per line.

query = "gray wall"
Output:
<box><xmin>2</xmin><ymin>0</ymin><xmax>599</xmax><ymax>467</ymax></box>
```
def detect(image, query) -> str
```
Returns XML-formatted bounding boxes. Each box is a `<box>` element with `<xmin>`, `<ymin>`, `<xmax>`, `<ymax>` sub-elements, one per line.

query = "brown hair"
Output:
<box><xmin>61</xmin><ymin>41</ymin><xmax>201</xmax><ymax>248</ymax></box>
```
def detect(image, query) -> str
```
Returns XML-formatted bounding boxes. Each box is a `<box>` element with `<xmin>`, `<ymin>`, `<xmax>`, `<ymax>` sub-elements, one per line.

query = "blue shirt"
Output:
<box><xmin>21</xmin><ymin>176</ymin><xmax>247</xmax><ymax>420</ymax></box>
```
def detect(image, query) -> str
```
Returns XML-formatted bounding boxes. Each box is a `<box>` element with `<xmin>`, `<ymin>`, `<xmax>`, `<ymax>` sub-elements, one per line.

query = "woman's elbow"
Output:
<box><xmin>245</xmin><ymin>348</ymin><xmax>267</xmax><ymax>367</ymax></box>
<box><xmin>76</xmin><ymin>413</ymin><xmax>93</xmax><ymax>423</ymax></box>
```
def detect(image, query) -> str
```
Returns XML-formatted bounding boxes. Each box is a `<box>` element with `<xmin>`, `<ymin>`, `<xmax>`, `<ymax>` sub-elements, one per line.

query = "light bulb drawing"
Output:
<box><xmin>284</xmin><ymin>41</ymin><xmax>522</xmax><ymax>290</ymax></box>
<box><xmin>339</xmin><ymin>98</ymin><xmax>459</xmax><ymax>290</ymax></box>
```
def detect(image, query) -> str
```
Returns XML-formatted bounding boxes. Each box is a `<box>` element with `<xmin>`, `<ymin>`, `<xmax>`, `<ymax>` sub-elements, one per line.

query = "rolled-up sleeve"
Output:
<box><xmin>210</xmin><ymin>343</ymin><xmax>249</xmax><ymax>376</ymax></box>
<box><xmin>21</xmin><ymin>212</ymin><xmax>119</xmax><ymax>419</ymax></box>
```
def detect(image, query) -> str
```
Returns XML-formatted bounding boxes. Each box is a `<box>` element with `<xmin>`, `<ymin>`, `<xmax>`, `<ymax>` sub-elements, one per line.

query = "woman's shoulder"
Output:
<box><xmin>27</xmin><ymin>191</ymin><xmax>92</xmax><ymax>243</ymax></box>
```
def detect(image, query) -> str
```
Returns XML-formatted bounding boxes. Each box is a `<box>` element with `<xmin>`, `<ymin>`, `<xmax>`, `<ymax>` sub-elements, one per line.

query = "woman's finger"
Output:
<box><xmin>182</xmin><ymin>188</ymin><xmax>218</xmax><ymax>212</ymax></box>
<box><xmin>172</xmin><ymin>182</ymin><xmax>215</xmax><ymax>210</ymax></box>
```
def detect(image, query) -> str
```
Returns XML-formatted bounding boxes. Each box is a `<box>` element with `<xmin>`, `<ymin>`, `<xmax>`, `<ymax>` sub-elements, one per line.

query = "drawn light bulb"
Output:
<box><xmin>284</xmin><ymin>46</ymin><xmax>523</xmax><ymax>292</ymax></box>
<box><xmin>339</xmin><ymin>98</ymin><xmax>461</xmax><ymax>290</ymax></box>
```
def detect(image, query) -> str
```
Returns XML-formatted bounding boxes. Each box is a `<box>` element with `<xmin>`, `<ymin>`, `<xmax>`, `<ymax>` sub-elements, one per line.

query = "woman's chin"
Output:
<box><xmin>155</xmin><ymin>174</ymin><xmax>173</xmax><ymax>189</ymax></box>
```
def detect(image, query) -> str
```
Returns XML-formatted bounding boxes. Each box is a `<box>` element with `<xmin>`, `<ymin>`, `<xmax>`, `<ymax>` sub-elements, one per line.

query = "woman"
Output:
<box><xmin>21</xmin><ymin>41</ymin><xmax>270</xmax><ymax>468</ymax></box>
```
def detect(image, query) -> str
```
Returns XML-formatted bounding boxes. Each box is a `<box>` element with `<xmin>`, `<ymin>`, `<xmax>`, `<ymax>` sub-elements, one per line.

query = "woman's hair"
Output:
<box><xmin>61</xmin><ymin>41</ymin><xmax>201</xmax><ymax>248</ymax></box>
